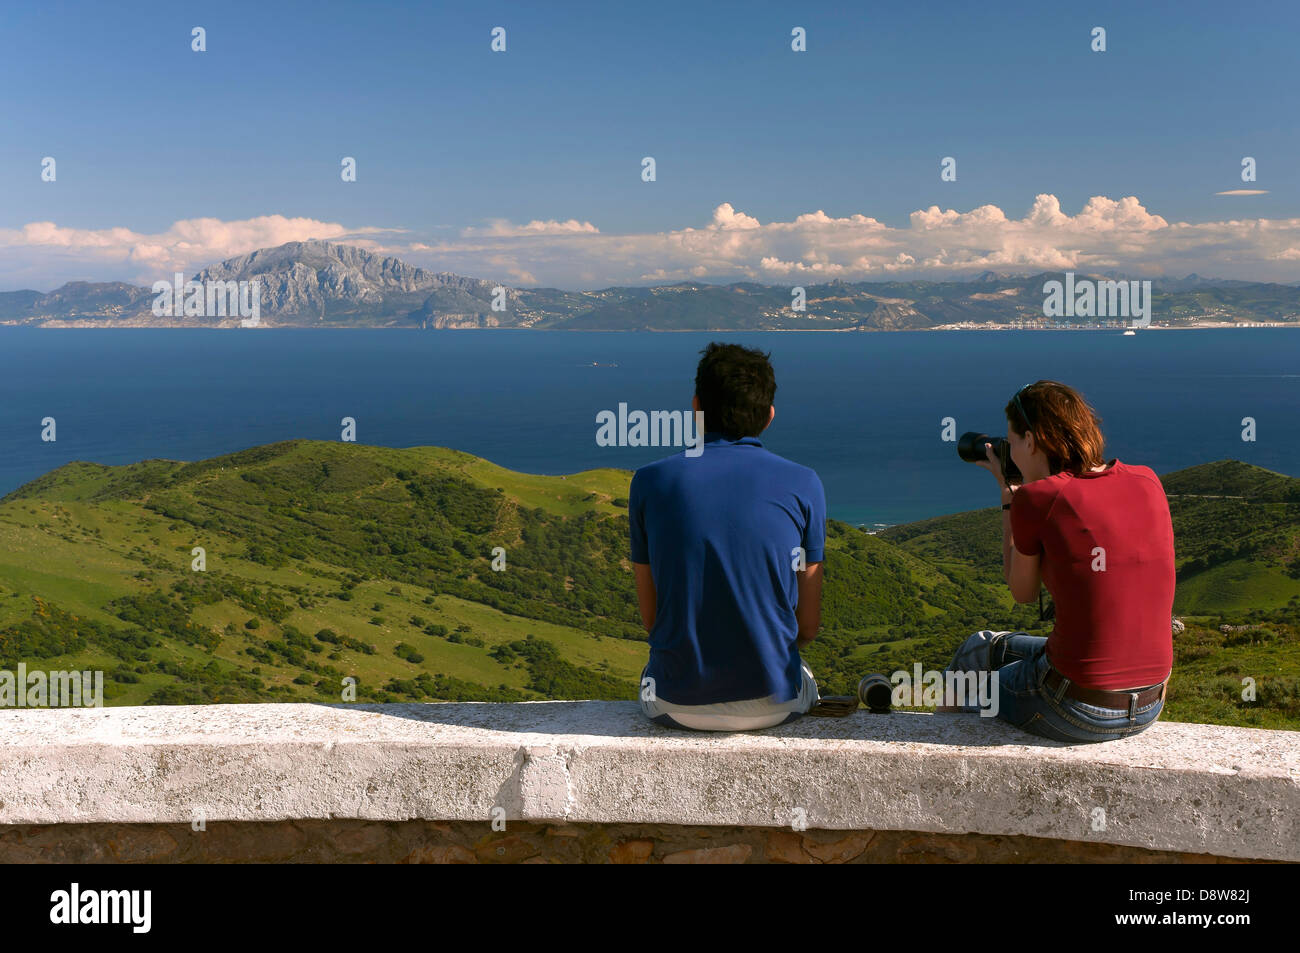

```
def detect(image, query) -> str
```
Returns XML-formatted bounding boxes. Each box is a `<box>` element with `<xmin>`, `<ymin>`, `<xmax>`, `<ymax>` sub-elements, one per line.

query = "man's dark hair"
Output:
<box><xmin>694</xmin><ymin>342</ymin><xmax>776</xmax><ymax>438</ymax></box>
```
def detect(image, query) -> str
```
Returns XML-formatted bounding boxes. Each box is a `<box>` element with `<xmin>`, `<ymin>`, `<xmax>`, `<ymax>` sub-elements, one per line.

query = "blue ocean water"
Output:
<box><xmin>0</xmin><ymin>328</ymin><xmax>1296</xmax><ymax>525</ymax></box>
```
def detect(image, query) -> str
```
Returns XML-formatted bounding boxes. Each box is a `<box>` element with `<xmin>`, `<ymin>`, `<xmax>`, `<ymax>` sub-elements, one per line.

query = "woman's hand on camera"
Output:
<box><xmin>978</xmin><ymin>442</ymin><xmax>1019</xmax><ymax>502</ymax></box>
<box><xmin>974</xmin><ymin>442</ymin><xmax>1002</xmax><ymax>479</ymax></box>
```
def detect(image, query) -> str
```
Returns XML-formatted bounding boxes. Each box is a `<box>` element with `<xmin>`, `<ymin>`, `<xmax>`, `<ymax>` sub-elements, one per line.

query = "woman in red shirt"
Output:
<box><xmin>944</xmin><ymin>380</ymin><xmax>1175</xmax><ymax>742</ymax></box>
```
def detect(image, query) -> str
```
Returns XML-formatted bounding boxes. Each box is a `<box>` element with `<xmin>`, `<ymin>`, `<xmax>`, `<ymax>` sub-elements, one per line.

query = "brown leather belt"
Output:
<box><xmin>1043</xmin><ymin>664</ymin><xmax>1166</xmax><ymax>712</ymax></box>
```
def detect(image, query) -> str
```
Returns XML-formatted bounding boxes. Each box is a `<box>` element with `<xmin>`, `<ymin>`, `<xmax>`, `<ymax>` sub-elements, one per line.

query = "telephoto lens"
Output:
<box><xmin>956</xmin><ymin>431</ymin><xmax>1023</xmax><ymax>485</ymax></box>
<box><xmin>857</xmin><ymin>673</ymin><xmax>893</xmax><ymax>713</ymax></box>
<box><xmin>956</xmin><ymin>431</ymin><xmax>995</xmax><ymax>464</ymax></box>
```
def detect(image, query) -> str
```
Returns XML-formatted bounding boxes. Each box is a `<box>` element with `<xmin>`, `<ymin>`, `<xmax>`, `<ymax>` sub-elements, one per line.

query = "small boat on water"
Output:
<box><xmin>1122</xmin><ymin>329</ymin><xmax>1137</xmax><ymax>336</ymax></box>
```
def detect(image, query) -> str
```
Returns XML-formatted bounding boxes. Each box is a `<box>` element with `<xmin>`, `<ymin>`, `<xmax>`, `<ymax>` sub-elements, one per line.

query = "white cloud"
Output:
<box><xmin>0</xmin><ymin>215</ymin><xmax>394</xmax><ymax>286</ymax></box>
<box><xmin>464</xmin><ymin>219</ymin><xmax>599</xmax><ymax>237</ymax></box>
<box><xmin>419</xmin><ymin>194</ymin><xmax>1203</xmax><ymax>286</ymax></box>
<box><xmin>711</xmin><ymin>203</ymin><xmax>761</xmax><ymax>229</ymax></box>
<box><xmin>7</xmin><ymin>196</ymin><xmax>1300</xmax><ymax>290</ymax></box>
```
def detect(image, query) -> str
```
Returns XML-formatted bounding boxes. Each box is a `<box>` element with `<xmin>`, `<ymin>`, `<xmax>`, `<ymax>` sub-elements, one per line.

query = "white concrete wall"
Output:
<box><xmin>1</xmin><ymin>701</ymin><xmax>1296</xmax><ymax>861</ymax></box>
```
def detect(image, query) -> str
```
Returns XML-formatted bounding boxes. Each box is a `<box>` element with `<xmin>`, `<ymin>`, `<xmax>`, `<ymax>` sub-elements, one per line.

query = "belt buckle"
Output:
<box><xmin>1052</xmin><ymin>671</ymin><xmax>1070</xmax><ymax>703</ymax></box>
<box><xmin>1044</xmin><ymin>659</ymin><xmax>1068</xmax><ymax>702</ymax></box>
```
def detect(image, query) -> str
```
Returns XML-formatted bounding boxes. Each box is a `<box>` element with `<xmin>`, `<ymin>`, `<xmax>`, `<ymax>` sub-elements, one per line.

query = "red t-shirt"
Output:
<box><xmin>1009</xmin><ymin>461</ymin><xmax>1174</xmax><ymax>690</ymax></box>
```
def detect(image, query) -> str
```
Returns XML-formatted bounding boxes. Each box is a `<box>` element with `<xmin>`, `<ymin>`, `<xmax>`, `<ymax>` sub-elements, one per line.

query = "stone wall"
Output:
<box><xmin>1</xmin><ymin>700</ymin><xmax>1296</xmax><ymax>863</ymax></box>
<box><xmin>0</xmin><ymin>820</ymin><xmax>1260</xmax><ymax>864</ymax></box>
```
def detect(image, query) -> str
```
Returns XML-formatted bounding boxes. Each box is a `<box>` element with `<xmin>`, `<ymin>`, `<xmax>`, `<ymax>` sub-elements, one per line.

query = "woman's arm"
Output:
<box><xmin>980</xmin><ymin>444</ymin><xmax>1042</xmax><ymax>603</ymax></box>
<box><xmin>1003</xmin><ymin>501</ymin><xmax>1042</xmax><ymax>603</ymax></box>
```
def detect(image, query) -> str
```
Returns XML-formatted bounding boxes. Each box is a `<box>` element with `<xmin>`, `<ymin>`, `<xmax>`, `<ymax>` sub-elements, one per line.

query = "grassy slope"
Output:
<box><xmin>0</xmin><ymin>447</ymin><xmax>1295</xmax><ymax>728</ymax></box>
<box><xmin>0</xmin><ymin>441</ymin><xmax>645</xmax><ymax>706</ymax></box>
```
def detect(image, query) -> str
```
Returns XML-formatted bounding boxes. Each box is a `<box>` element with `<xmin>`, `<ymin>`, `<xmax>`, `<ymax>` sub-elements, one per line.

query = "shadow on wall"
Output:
<box><xmin>316</xmin><ymin>700</ymin><xmax>1082</xmax><ymax>748</ymax></box>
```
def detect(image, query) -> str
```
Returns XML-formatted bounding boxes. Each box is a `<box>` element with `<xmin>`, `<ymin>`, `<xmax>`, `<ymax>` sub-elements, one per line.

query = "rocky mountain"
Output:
<box><xmin>3</xmin><ymin>242</ymin><xmax>1299</xmax><ymax>329</ymax></box>
<box><xmin>192</xmin><ymin>241</ymin><xmax>524</xmax><ymax>326</ymax></box>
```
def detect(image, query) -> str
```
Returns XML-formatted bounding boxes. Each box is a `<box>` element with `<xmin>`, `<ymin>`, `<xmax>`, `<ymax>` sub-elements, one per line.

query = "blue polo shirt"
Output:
<box><xmin>629</xmin><ymin>433</ymin><xmax>826</xmax><ymax>705</ymax></box>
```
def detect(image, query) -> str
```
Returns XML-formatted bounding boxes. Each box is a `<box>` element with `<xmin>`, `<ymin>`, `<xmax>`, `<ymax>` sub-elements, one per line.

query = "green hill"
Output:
<box><xmin>0</xmin><ymin>446</ymin><xmax>1295</xmax><ymax>729</ymax></box>
<box><xmin>1160</xmin><ymin>459</ymin><xmax>1300</xmax><ymax>502</ymax></box>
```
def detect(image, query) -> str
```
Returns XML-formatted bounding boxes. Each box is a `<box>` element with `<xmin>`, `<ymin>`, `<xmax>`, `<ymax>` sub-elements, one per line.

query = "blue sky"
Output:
<box><xmin>3</xmin><ymin>0</ymin><xmax>1299</xmax><ymax>288</ymax></box>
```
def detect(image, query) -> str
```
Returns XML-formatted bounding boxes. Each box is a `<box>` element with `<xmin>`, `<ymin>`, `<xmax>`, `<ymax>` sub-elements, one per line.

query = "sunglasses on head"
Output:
<box><xmin>1012</xmin><ymin>383</ymin><xmax>1034</xmax><ymax>431</ymax></box>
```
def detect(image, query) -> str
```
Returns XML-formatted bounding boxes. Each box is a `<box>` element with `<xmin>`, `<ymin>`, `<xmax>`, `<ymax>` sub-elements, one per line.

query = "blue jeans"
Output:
<box><xmin>944</xmin><ymin>630</ymin><xmax>1166</xmax><ymax>743</ymax></box>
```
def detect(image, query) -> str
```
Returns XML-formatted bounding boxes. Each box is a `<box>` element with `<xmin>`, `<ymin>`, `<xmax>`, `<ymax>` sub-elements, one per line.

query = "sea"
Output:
<box><xmin>0</xmin><ymin>328</ymin><xmax>1296</xmax><ymax>527</ymax></box>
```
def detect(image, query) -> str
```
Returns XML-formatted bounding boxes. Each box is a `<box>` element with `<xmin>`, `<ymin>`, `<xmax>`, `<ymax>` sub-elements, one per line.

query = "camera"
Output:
<box><xmin>957</xmin><ymin>431</ymin><xmax>1022</xmax><ymax>485</ymax></box>
<box><xmin>857</xmin><ymin>673</ymin><xmax>893</xmax><ymax>713</ymax></box>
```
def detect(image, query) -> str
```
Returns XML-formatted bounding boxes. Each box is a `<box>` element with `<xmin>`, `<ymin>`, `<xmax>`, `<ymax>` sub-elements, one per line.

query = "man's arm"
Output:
<box><xmin>633</xmin><ymin>562</ymin><xmax>656</xmax><ymax>633</ymax></box>
<box><xmin>795</xmin><ymin>561</ymin><xmax>823</xmax><ymax>648</ymax></box>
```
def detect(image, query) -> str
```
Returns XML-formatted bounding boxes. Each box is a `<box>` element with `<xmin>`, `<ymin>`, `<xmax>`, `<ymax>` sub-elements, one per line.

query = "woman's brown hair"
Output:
<box><xmin>1005</xmin><ymin>380</ymin><xmax>1106</xmax><ymax>475</ymax></box>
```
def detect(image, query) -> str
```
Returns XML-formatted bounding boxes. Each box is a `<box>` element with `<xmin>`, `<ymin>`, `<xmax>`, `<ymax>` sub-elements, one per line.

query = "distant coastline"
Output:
<box><xmin>4</xmin><ymin>241</ymin><xmax>1299</xmax><ymax>332</ymax></box>
<box><xmin>5</xmin><ymin>321</ymin><xmax>1296</xmax><ymax>331</ymax></box>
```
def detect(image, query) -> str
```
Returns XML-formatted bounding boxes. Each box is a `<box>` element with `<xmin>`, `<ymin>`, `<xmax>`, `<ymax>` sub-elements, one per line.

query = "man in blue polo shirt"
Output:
<box><xmin>630</xmin><ymin>342</ymin><xmax>826</xmax><ymax>731</ymax></box>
